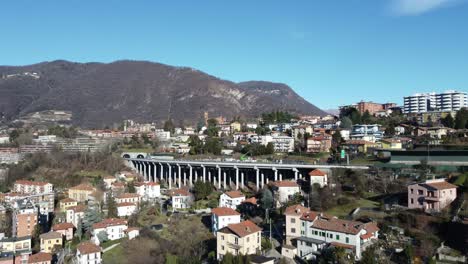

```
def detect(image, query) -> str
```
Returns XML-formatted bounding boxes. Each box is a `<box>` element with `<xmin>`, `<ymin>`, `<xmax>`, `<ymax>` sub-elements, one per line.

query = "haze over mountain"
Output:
<box><xmin>0</xmin><ymin>60</ymin><xmax>326</xmax><ymax>128</ymax></box>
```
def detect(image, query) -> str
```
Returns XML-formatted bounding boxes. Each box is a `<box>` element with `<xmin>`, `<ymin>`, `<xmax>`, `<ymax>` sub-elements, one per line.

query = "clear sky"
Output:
<box><xmin>1</xmin><ymin>0</ymin><xmax>467</xmax><ymax>109</ymax></box>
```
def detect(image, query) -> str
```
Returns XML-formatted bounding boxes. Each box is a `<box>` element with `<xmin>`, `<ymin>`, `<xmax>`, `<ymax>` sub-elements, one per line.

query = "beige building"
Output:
<box><xmin>284</xmin><ymin>204</ymin><xmax>309</xmax><ymax>245</ymax></box>
<box><xmin>68</xmin><ymin>183</ymin><xmax>96</xmax><ymax>202</ymax></box>
<box><xmin>216</xmin><ymin>220</ymin><xmax>262</xmax><ymax>260</ymax></box>
<box><xmin>59</xmin><ymin>198</ymin><xmax>78</xmax><ymax>212</ymax></box>
<box><xmin>40</xmin><ymin>232</ymin><xmax>63</xmax><ymax>253</ymax></box>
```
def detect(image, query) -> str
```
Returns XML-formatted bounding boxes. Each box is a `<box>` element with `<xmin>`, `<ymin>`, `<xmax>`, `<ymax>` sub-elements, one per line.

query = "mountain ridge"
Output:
<box><xmin>0</xmin><ymin>60</ymin><xmax>326</xmax><ymax>128</ymax></box>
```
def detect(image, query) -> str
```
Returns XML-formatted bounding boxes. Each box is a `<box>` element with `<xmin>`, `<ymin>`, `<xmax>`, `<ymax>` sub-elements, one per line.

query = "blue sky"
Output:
<box><xmin>1</xmin><ymin>0</ymin><xmax>467</xmax><ymax>109</ymax></box>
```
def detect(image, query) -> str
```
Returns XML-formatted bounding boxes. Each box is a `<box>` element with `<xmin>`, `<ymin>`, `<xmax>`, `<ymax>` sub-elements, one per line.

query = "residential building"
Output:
<box><xmin>28</xmin><ymin>252</ymin><xmax>52</xmax><ymax>264</ymax></box>
<box><xmin>284</xmin><ymin>204</ymin><xmax>309</xmax><ymax>245</ymax></box>
<box><xmin>114</xmin><ymin>193</ymin><xmax>141</xmax><ymax>205</ymax></box>
<box><xmin>292</xmin><ymin>126</ymin><xmax>313</xmax><ymax>140</ymax></box>
<box><xmin>68</xmin><ymin>184</ymin><xmax>96</xmax><ymax>202</ymax></box>
<box><xmin>111</xmin><ymin>182</ymin><xmax>126</xmax><ymax>195</ymax></box>
<box><xmin>134</xmin><ymin>182</ymin><xmax>160</xmax><ymax>201</ymax></box>
<box><xmin>350</xmin><ymin>124</ymin><xmax>383</xmax><ymax>142</ymax></box>
<box><xmin>297</xmin><ymin>211</ymin><xmax>379</xmax><ymax>260</ymax></box>
<box><xmin>408</xmin><ymin>179</ymin><xmax>457</xmax><ymax>213</ymax></box>
<box><xmin>12</xmin><ymin>200</ymin><xmax>37</xmax><ymax>237</ymax></box>
<box><xmin>52</xmin><ymin>222</ymin><xmax>74</xmax><ymax>241</ymax></box>
<box><xmin>170</xmin><ymin>189</ymin><xmax>193</xmax><ymax>210</ymax></box>
<box><xmin>271</xmin><ymin>136</ymin><xmax>295</xmax><ymax>153</ymax></box>
<box><xmin>343</xmin><ymin>140</ymin><xmax>378</xmax><ymax>154</ymax></box>
<box><xmin>0</xmin><ymin>236</ymin><xmax>31</xmax><ymax>264</ymax></box>
<box><xmin>271</xmin><ymin>181</ymin><xmax>300</xmax><ymax>206</ymax></box>
<box><xmin>76</xmin><ymin>242</ymin><xmax>102</xmax><ymax>264</ymax></box>
<box><xmin>125</xmin><ymin>227</ymin><xmax>140</xmax><ymax>240</ymax></box>
<box><xmin>435</xmin><ymin>90</ymin><xmax>468</xmax><ymax>112</ymax></box>
<box><xmin>211</xmin><ymin>207</ymin><xmax>241</xmax><ymax>234</ymax></box>
<box><xmin>92</xmin><ymin>218</ymin><xmax>128</xmax><ymax>244</ymax></box>
<box><xmin>66</xmin><ymin>205</ymin><xmax>86</xmax><ymax>228</ymax></box>
<box><xmin>380</xmin><ymin>139</ymin><xmax>403</xmax><ymax>150</ymax></box>
<box><xmin>230</xmin><ymin>122</ymin><xmax>242</xmax><ymax>133</ymax></box>
<box><xmin>306</xmin><ymin>136</ymin><xmax>331</xmax><ymax>153</ymax></box>
<box><xmin>13</xmin><ymin>180</ymin><xmax>53</xmax><ymax>195</ymax></box>
<box><xmin>116</xmin><ymin>202</ymin><xmax>137</xmax><ymax>217</ymax></box>
<box><xmin>59</xmin><ymin>198</ymin><xmax>77</xmax><ymax>212</ymax></box>
<box><xmin>219</xmin><ymin>191</ymin><xmax>246</xmax><ymax>210</ymax></box>
<box><xmin>404</xmin><ymin>92</ymin><xmax>437</xmax><ymax>114</ymax></box>
<box><xmin>308</xmin><ymin>170</ymin><xmax>328</xmax><ymax>188</ymax></box>
<box><xmin>103</xmin><ymin>176</ymin><xmax>117</xmax><ymax>189</ymax></box>
<box><xmin>216</xmin><ymin>220</ymin><xmax>262</xmax><ymax>260</ymax></box>
<box><xmin>39</xmin><ymin>232</ymin><xmax>62</xmax><ymax>253</ymax></box>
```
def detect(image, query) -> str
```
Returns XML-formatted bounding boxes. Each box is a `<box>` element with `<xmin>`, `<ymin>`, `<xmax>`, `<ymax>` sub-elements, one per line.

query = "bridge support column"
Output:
<box><xmin>223</xmin><ymin>172</ymin><xmax>227</xmax><ymax>189</ymax></box>
<box><xmin>159</xmin><ymin>163</ymin><xmax>164</xmax><ymax>182</ymax></box>
<box><xmin>255</xmin><ymin>167</ymin><xmax>260</xmax><ymax>190</ymax></box>
<box><xmin>202</xmin><ymin>165</ymin><xmax>206</xmax><ymax>183</ymax></box>
<box><xmin>273</xmin><ymin>168</ymin><xmax>278</xmax><ymax>181</ymax></box>
<box><xmin>177</xmin><ymin>165</ymin><xmax>181</xmax><ymax>187</ymax></box>
<box><xmin>261</xmin><ymin>173</ymin><xmax>265</xmax><ymax>188</ymax></box>
<box><xmin>241</xmin><ymin>172</ymin><xmax>245</xmax><ymax>189</ymax></box>
<box><xmin>279</xmin><ymin>173</ymin><xmax>283</xmax><ymax>181</ymax></box>
<box><xmin>195</xmin><ymin>170</ymin><xmax>198</xmax><ymax>183</ymax></box>
<box><xmin>217</xmin><ymin>166</ymin><xmax>221</xmax><ymax>189</ymax></box>
<box><xmin>235</xmin><ymin>167</ymin><xmax>239</xmax><ymax>190</ymax></box>
<box><xmin>153</xmin><ymin>163</ymin><xmax>157</xmax><ymax>182</ymax></box>
<box><xmin>168</xmin><ymin>164</ymin><xmax>172</xmax><ymax>189</ymax></box>
<box><xmin>208</xmin><ymin>171</ymin><xmax>211</xmax><ymax>182</ymax></box>
<box><xmin>189</xmin><ymin>165</ymin><xmax>193</xmax><ymax>187</ymax></box>
<box><xmin>293</xmin><ymin>168</ymin><xmax>298</xmax><ymax>181</ymax></box>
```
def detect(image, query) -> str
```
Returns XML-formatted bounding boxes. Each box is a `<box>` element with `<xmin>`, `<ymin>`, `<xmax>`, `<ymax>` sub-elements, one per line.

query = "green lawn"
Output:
<box><xmin>326</xmin><ymin>198</ymin><xmax>379</xmax><ymax>218</ymax></box>
<box><xmin>103</xmin><ymin>243</ymin><xmax>125</xmax><ymax>264</ymax></box>
<box><xmin>75</xmin><ymin>170</ymin><xmax>109</xmax><ymax>178</ymax></box>
<box><xmin>454</xmin><ymin>174</ymin><xmax>467</xmax><ymax>186</ymax></box>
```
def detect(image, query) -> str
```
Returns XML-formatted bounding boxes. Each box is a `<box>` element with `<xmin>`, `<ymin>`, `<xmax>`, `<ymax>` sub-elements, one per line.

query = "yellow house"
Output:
<box><xmin>344</xmin><ymin>140</ymin><xmax>378</xmax><ymax>154</ymax></box>
<box><xmin>216</xmin><ymin>220</ymin><xmax>262</xmax><ymax>260</ymax></box>
<box><xmin>59</xmin><ymin>198</ymin><xmax>78</xmax><ymax>212</ymax></box>
<box><xmin>0</xmin><ymin>236</ymin><xmax>31</xmax><ymax>252</ymax></box>
<box><xmin>230</xmin><ymin>122</ymin><xmax>242</xmax><ymax>133</ymax></box>
<box><xmin>380</xmin><ymin>139</ymin><xmax>403</xmax><ymax>150</ymax></box>
<box><xmin>68</xmin><ymin>183</ymin><xmax>96</xmax><ymax>202</ymax></box>
<box><xmin>40</xmin><ymin>232</ymin><xmax>63</xmax><ymax>253</ymax></box>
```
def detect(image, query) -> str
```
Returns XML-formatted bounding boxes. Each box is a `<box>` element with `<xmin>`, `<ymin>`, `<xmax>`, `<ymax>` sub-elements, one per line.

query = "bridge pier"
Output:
<box><xmin>189</xmin><ymin>165</ymin><xmax>193</xmax><ymax>187</ymax></box>
<box><xmin>177</xmin><ymin>165</ymin><xmax>181</xmax><ymax>187</ymax></box>
<box><xmin>202</xmin><ymin>165</ymin><xmax>206</xmax><ymax>183</ymax></box>
<box><xmin>168</xmin><ymin>165</ymin><xmax>172</xmax><ymax>189</ymax></box>
<box><xmin>255</xmin><ymin>167</ymin><xmax>260</xmax><ymax>190</ymax></box>
<box><xmin>235</xmin><ymin>167</ymin><xmax>239</xmax><ymax>190</ymax></box>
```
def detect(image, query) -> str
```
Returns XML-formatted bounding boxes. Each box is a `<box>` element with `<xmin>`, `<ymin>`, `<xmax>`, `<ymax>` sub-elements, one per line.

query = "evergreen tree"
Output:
<box><xmin>260</xmin><ymin>188</ymin><xmax>273</xmax><ymax>209</ymax></box>
<box><xmin>361</xmin><ymin>110</ymin><xmax>372</xmax><ymax>124</ymax></box>
<box><xmin>441</xmin><ymin>114</ymin><xmax>455</xmax><ymax>128</ymax></box>
<box><xmin>82</xmin><ymin>208</ymin><xmax>102</xmax><ymax>234</ymax></box>
<box><xmin>193</xmin><ymin>181</ymin><xmax>212</xmax><ymax>200</ymax></box>
<box><xmin>75</xmin><ymin>218</ymin><xmax>83</xmax><ymax>240</ymax></box>
<box><xmin>163</xmin><ymin>119</ymin><xmax>175</xmax><ymax>134</ymax></box>
<box><xmin>340</xmin><ymin>117</ymin><xmax>353</xmax><ymax>129</ymax></box>
<box><xmin>106</xmin><ymin>191</ymin><xmax>118</xmax><ymax>218</ymax></box>
<box><xmin>189</xmin><ymin>136</ymin><xmax>204</xmax><ymax>155</ymax></box>
<box><xmin>454</xmin><ymin>108</ymin><xmax>468</xmax><ymax>129</ymax></box>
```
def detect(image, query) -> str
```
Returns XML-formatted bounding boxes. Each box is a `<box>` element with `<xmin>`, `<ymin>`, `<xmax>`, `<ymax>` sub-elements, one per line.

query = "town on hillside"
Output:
<box><xmin>0</xmin><ymin>91</ymin><xmax>468</xmax><ymax>264</ymax></box>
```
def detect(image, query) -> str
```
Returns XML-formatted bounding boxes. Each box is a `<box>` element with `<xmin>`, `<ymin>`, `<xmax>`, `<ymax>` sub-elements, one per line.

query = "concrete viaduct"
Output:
<box><xmin>124</xmin><ymin>155</ymin><xmax>369</xmax><ymax>191</ymax></box>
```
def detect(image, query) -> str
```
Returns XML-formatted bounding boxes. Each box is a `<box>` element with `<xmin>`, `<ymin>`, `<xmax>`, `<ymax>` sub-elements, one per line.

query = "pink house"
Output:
<box><xmin>52</xmin><ymin>222</ymin><xmax>75</xmax><ymax>241</ymax></box>
<box><xmin>408</xmin><ymin>179</ymin><xmax>457</xmax><ymax>213</ymax></box>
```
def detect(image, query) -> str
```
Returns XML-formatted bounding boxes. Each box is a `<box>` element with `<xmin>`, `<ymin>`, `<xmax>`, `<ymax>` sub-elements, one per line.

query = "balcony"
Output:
<box><xmin>227</xmin><ymin>242</ymin><xmax>242</xmax><ymax>249</ymax></box>
<box><xmin>425</xmin><ymin>195</ymin><xmax>440</xmax><ymax>202</ymax></box>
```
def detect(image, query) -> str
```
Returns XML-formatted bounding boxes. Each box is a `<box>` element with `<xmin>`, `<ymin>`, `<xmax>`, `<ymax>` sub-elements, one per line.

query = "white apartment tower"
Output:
<box><xmin>404</xmin><ymin>91</ymin><xmax>467</xmax><ymax>114</ymax></box>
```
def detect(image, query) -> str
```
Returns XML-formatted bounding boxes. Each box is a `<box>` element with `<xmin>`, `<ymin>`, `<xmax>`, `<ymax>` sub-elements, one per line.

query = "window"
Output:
<box><xmin>314</xmin><ymin>230</ymin><xmax>318</xmax><ymax>235</ymax></box>
<box><xmin>418</xmin><ymin>190</ymin><xmax>423</xmax><ymax>195</ymax></box>
<box><xmin>346</xmin><ymin>237</ymin><xmax>349</xmax><ymax>243</ymax></box>
<box><xmin>221</xmin><ymin>235</ymin><xmax>224</xmax><ymax>240</ymax></box>
<box><xmin>411</xmin><ymin>198</ymin><xmax>414</xmax><ymax>204</ymax></box>
<box><xmin>291</xmin><ymin>228</ymin><xmax>296</xmax><ymax>233</ymax></box>
<box><xmin>336</xmin><ymin>235</ymin><xmax>340</xmax><ymax>240</ymax></box>
<box><xmin>291</xmin><ymin>218</ymin><xmax>296</xmax><ymax>223</ymax></box>
<box><xmin>410</xmin><ymin>188</ymin><xmax>414</xmax><ymax>194</ymax></box>
<box><xmin>235</xmin><ymin>237</ymin><xmax>239</xmax><ymax>245</ymax></box>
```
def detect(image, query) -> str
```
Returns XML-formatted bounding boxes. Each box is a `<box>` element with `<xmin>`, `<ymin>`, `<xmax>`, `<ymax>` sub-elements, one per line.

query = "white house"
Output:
<box><xmin>211</xmin><ymin>207</ymin><xmax>241</xmax><ymax>234</ymax></box>
<box><xmin>308</xmin><ymin>169</ymin><xmax>328</xmax><ymax>188</ymax></box>
<box><xmin>66</xmin><ymin>205</ymin><xmax>86</xmax><ymax>228</ymax></box>
<box><xmin>76</xmin><ymin>242</ymin><xmax>102</xmax><ymax>264</ymax></box>
<box><xmin>116</xmin><ymin>202</ymin><xmax>137</xmax><ymax>217</ymax></box>
<box><xmin>125</xmin><ymin>227</ymin><xmax>140</xmax><ymax>240</ymax></box>
<box><xmin>115</xmin><ymin>193</ymin><xmax>141</xmax><ymax>204</ymax></box>
<box><xmin>170</xmin><ymin>188</ymin><xmax>194</xmax><ymax>210</ymax></box>
<box><xmin>271</xmin><ymin>136</ymin><xmax>295</xmax><ymax>152</ymax></box>
<box><xmin>271</xmin><ymin>181</ymin><xmax>301</xmax><ymax>206</ymax></box>
<box><xmin>219</xmin><ymin>191</ymin><xmax>246</xmax><ymax>210</ymax></box>
<box><xmin>14</xmin><ymin>180</ymin><xmax>53</xmax><ymax>194</ymax></box>
<box><xmin>92</xmin><ymin>218</ymin><xmax>128</xmax><ymax>245</ymax></box>
<box><xmin>103</xmin><ymin>176</ymin><xmax>117</xmax><ymax>189</ymax></box>
<box><xmin>134</xmin><ymin>181</ymin><xmax>160</xmax><ymax>201</ymax></box>
<box><xmin>296</xmin><ymin>211</ymin><xmax>379</xmax><ymax>260</ymax></box>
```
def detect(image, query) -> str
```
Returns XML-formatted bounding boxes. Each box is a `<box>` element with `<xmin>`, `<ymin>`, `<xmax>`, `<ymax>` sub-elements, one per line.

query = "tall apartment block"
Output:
<box><xmin>404</xmin><ymin>90</ymin><xmax>467</xmax><ymax>114</ymax></box>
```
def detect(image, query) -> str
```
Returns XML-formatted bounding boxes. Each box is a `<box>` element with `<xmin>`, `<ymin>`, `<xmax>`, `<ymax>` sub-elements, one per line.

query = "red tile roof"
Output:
<box><xmin>92</xmin><ymin>218</ymin><xmax>127</xmax><ymax>229</ymax></box>
<box><xmin>311</xmin><ymin>217</ymin><xmax>367</xmax><ymax>235</ymax></box>
<box><xmin>60</xmin><ymin>198</ymin><xmax>76</xmax><ymax>203</ymax></box>
<box><xmin>28</xmin><ymin>252</ymin><xmax>52</xmax><ymax>263</ymax></box>
<box><xmin>285</xmin><ymin>204</ymin><xmax>309</xmax><ymax>216</ymax></box>
<box><xmin>220</xmin><ymin>220</ymin><xmax>262</xmax><ymax>238</ymax></box>
<box><xmin>70</xmin><ymin>183</ymin><xmax>95</xmax><ymax>191</ymax></box>
<box><xmin>224</xmin><ymin>191</ymin><xmax>245</xmax><ymax>199</ymax></box>
<box><xmin>52</xmin><ymin>222</ymin><xmax>74</xmax><ymax>231</ymax></box>
<box><xmin>15</xmin><ymin>180</ymin><xmax>50</xmax><ymax>186</ymax></box>
<box><xmin>39</xmin><ymin>231</ymin><xmax>62</xmax><ymax>240</ymax></box>
<box><xmin>271</xmin><ymin>181</ymin><xmax>299</xmax><ymax>188</ymax></box>
<box><xmin>425</xmin><ymin>181</ymin><xmax>457</xmax><ymax>190</ymax></box>
<box><xmin>170</xmin><ymin>188</ymin><xmax>191</xmax><ymax>197</ymax></box>
<box><xmin>212</xmin><ymin>207</ymin><xmax>241</xmax><ymax>217</ymax></box>
<box><xmin>331</xmin><ymin>241</ymin><xmax>355</xmax><ymax>249</ymax></box>
<box><xmin>344</xmin><ymin>140</ymin><xmax>375</xmax><ymax>145</ymax></box>
<box><xmin>77</xmin><ymin>242</ymin><xmax>102</xmax><ymax>254</ymax></box>
<box><xmin>68</xmin><ymin>204</ymin><xmax>87</xmax><ymax>213</ymax></box>
<box><xmin>308</xmin><ymin>169</ymin><xmax>327</xmax><ymax>176</ymax></box>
